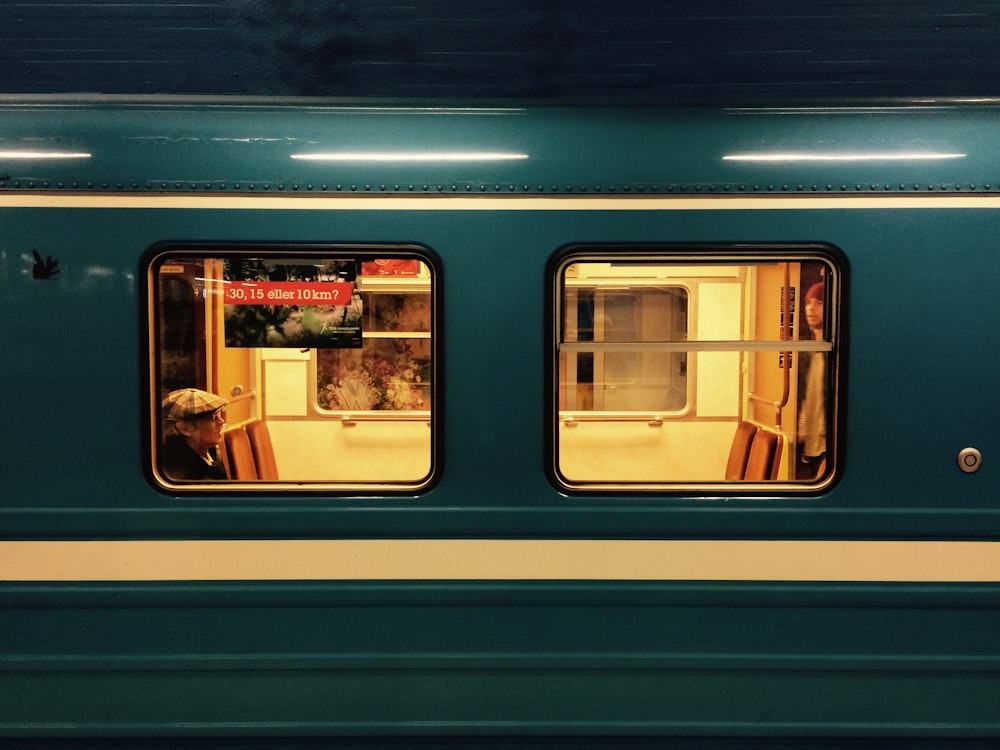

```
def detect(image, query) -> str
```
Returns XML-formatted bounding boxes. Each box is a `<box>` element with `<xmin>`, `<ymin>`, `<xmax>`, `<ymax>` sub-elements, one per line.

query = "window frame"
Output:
<box><xmin>143</xmin><ymin>242</ymin><xmax>441</xmax><ymax>495</ymax></box>
<box><xmin>547</xmin><ymin>243</ymin><xmax>845</xmax><ymax>495</ymax></box>
<box><xmin>560</xmin><ymin>275</ymin><xmax>692</xmax><ymax>418</ymax></box>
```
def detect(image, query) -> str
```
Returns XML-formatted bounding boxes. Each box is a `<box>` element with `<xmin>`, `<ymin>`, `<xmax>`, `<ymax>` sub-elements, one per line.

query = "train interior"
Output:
<box><xmin>556</xmin><ymin>255</ymin><xmax>835</xmax><ymax>488</ymax></box>
<box><xmin>152</xmin><ymin>251</ymin><xmax>434</xmax><ymax>488</ymax></box>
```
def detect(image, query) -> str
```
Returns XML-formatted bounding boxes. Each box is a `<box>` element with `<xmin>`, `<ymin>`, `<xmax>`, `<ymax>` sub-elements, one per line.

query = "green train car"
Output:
<box><xmin>1</xmin><ymin>100</ymin><xmax>999</xmax><ymax>746</ymax></box>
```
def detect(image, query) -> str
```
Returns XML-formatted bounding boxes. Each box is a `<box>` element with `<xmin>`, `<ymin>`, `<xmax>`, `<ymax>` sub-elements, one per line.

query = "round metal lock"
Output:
<box><xmin>957</xmin><ymin>447</ymin><xmax>983</xmax><ymax>474</ymax></box>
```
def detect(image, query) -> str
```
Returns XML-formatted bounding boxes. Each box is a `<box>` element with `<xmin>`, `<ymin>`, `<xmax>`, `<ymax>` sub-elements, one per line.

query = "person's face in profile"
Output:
<box><xmin>805</xmin><ymin>294</ymin><xmax>824</xmax><ymax>330</ymax></box>
<box><xmin>178</xmin><ymin>410</ymin><xmax>226</xmax><ymax>454</ymax></box>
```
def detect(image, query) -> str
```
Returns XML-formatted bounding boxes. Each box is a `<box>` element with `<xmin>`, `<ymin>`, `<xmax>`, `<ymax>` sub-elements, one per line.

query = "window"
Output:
<box><xmin>562</xmin><ymin>276</ymin><xmax>689</xmax><ymax>414</ymax></box>
<box><xmin>146</xmin><ymin>245</ymin><xmax>438</xmax><ymax>492</ymax></box>
<box><xmin>551</xmin><ymin>246</ymin><xmax>841</xmax><ymax>493</ymax></box>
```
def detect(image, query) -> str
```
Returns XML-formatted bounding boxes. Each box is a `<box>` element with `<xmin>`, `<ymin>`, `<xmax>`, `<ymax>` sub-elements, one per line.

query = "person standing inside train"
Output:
<box><xmin>160</xmin><ymin>388</ymin><xmax>229</xmax><ymax>481</ymax></box>
<box><xmin>797</xmin><ymin>282</ymin><xmax>827</xmax><ymax>479</ymax></box>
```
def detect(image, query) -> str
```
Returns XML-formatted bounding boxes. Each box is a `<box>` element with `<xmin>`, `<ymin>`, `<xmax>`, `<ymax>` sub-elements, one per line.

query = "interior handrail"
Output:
<box><xmin>561</xmin><ymin>414</ymin><xmax>667</xmax><ymax>427</ymax></box>
<box><xmin>340</xmin><ymin>413</ymin><xmax>431</xmax><ymax>426</ymax></box>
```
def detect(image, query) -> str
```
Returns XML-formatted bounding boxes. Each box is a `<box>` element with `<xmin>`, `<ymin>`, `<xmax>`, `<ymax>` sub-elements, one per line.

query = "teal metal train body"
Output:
<box><xmin>1</xmin><ymin>100</ymin><xmax>999</xmax><ymax>745</ymax></box>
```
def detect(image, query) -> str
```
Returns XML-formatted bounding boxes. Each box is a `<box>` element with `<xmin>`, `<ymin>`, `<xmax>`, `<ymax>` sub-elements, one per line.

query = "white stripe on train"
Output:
<box><xmin>2</xmin><ymin>540</ymin><xmax>998</xmax><ymax>582</ymax></box>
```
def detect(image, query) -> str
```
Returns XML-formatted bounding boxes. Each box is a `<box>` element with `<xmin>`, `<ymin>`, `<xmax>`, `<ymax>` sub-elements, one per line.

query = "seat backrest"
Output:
<box><xmin>216</xmin><ymin>434</ymin><xmax>232</xmax><ymax>479</ymax></box>
<box><xmin>725</xmin><ymin>421</ymin><xmax>759</xmax><ymax>480</ymax></box>
<box><xmin>768</xmin><ymin>430</ymin><xmax>784</xmax><ymax>480</ymax></box>
<box><xmin>223</xmin><ymin>427</ymin><xmax>258</xmax><ymax>480</ymax></box>
<box><xmin>744</xmin><ymin>427</ymin><xmax>783</xmax><ymax>481</ymax></box>
<box><xmin>246</xmin><ymin>420</ymin><xmax>279</xmax><ymax>481</ymax></box>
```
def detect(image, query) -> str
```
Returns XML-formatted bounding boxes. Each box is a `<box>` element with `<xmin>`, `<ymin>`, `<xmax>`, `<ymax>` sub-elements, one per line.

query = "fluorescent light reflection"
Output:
<box><xmin>724</xmin><ymin>152</ymin><xmax>965</xmax><ymax>163</ymax></box>
<box><xmin>0</xmin><ymin>150</ymin><xmax>92</xmax><ymax>160</ymax></box>
<box><xmin>291</xmin><ymin>151</ymin><xmax>528</xmax><ymax>163</ymax></box>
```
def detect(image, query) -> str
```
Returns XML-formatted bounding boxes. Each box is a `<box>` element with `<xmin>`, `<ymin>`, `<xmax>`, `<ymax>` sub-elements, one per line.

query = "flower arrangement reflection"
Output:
<box><xmin>317</xmin><ymin>339</ymin><xmax>430</xmax><ymax>411</ymax></box>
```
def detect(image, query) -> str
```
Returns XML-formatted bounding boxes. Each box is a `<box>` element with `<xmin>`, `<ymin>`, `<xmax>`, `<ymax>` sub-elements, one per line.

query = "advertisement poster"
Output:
<box><xmin>361</xmin><ymin>258</ymin><xmax>421</xmax><ymax>277</ymax></box>
<box><xmin>223</xmin><ymin>259</ymin><xmax>362</xmax><ymax>348</ymax></box>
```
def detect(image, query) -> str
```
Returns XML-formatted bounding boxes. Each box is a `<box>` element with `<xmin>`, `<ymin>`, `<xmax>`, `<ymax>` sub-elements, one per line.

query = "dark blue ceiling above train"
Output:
<box><xmin>3</xmin><ymin>0</ymin><xmax>1000</xmax><ymax>99</ymax></box>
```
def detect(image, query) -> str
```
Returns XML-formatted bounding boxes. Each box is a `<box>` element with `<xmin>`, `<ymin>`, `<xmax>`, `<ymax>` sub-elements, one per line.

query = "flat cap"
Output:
<box><xmin>162</xmin><ymin>388</ymin><xmax>228</xmax><ymax>423</ymax></box>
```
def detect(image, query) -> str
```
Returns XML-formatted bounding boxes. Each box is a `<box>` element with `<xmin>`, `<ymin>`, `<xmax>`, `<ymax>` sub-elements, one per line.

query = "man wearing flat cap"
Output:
<box><xmin>161</xmin><ymin>388</ymin><xmax>229</xmax><ymax>481</ymax></box>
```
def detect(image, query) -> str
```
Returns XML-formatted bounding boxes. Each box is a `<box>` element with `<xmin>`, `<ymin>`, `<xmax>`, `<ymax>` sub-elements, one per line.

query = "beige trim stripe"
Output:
<box><xmin>3</xmin><ymin>194</ymin><xmax>1000</xmax><ymax>210</ymax></box>
<box><xmin>2</xmin><ymin>540</ymin><xmax>999</xmax><ymax>582</ymax></box>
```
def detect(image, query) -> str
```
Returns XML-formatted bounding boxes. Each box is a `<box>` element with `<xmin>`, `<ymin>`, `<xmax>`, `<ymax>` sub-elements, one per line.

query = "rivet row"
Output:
<box><xmin>1</xmin><ymin>180</ymin><xmax>998</xmax><ymax>194</ymax></box>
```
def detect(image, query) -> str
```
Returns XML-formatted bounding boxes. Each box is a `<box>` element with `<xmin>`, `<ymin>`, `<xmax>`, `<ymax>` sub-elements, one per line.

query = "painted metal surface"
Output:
<box><xmin>1</xmin><ymin>194</ymin><xmax>998</xmax><ymax>540</ymax></box>
<box><xmin>1</xmin><ymin>102</ymin><xmax>1000</xmax><ymax>739</ymax></box>
<box><xmin>2</xmin><ymin>103</ymin><xmax>1000</xmax><ymax>195</ymax></box>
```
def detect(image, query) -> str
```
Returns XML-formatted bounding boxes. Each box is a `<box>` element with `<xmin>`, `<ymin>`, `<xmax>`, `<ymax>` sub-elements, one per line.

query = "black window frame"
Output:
<box><xmin>546</xmin><ymin>242</ymin><xmax>846</xmax><ymax>496</ymax></box>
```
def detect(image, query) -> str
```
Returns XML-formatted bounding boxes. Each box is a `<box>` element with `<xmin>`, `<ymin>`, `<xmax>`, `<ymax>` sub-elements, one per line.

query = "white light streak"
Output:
<box><xmin>0</xmin><ymin>150</ymin><xmax>92</xmax><ymax>160</ymax></box>
<box><xmin>723</xmin><ymin>152</ymin><xmax>966</xmax><ymax>163</ymax></box>
<box><xmin>291</xmin><ymin>151</ymin><xmax>528</xmax><ymax>162</ymax></box>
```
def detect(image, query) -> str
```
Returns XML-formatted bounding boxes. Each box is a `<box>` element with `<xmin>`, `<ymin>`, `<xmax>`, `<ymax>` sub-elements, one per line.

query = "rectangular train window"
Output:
<box><xmin>552</xmin><ymin>246</ymin><xmax>841</xmax><ymax>493</ymax></box>
<box><xmin>146</xmin><ymin>245</ymin><xmax>437</xmax><ymax>492</ymax></box>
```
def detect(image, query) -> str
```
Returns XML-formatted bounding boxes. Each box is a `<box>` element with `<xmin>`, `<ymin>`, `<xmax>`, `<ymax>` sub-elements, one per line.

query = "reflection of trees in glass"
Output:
<box><xmin>223</xmin><ymin>259</ymin><xmax>356</xmax><ymax>283</ymax></box>
<box><xmin>224</xmin><ymin>299</ymin><xmax>363</xmax><ymax>348</ymax></box>
<box><xmin>366</xmin><ymin>293</ymin><xmax>431</xmax><ymax>332</ymax></box>
<box><xmin>158</xmin><ymin>273</ymin><xmax>202</xmax><ymax>398</ymax></box>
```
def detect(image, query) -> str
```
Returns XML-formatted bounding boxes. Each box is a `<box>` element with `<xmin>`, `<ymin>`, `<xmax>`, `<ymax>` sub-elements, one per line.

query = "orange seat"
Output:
<box><xmin>223</xmin><ymin>427</ymin><xmax>258</xmax><ymax>480</ymax></box>
<box><xmin>216</xmin><ymin>434</ymin><xmax>232</xmax><ymax>479</ymax></box>
<box><xmin>767</xmin><ymin>430</ymin><xmax>784</xmax><ymax>480</ymax></box>
<box><xmin>246</xmin><ymin>420</ymin><xmax>279</xmax><ymax>481</ymax></box>
<box><xmin>744</xmin><ymin>428</ymin><xmax>783</xmax><ymax>481</ymax></box>
<box><xmin>725</xmin><ymin>421</ymin><xmax>759</xmax><ymax>480</ymax></box>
